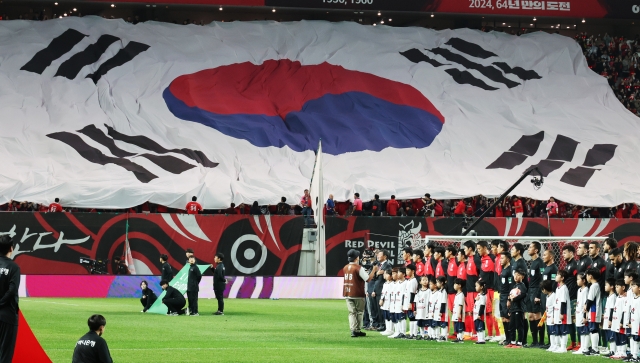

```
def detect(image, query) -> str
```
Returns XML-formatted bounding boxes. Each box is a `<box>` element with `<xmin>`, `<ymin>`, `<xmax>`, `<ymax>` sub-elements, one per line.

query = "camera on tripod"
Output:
<box><xmin>80</xmin><ymin>257</ymin><xmax>109</xmax><ymax>275</ymax></box>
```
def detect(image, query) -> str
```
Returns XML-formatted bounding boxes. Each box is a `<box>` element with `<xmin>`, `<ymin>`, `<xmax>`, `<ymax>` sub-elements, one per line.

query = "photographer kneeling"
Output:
<box><xmin>343</xmin><ymin>249</ymin><xmax>377</xmax><ymax>338</ymax></box>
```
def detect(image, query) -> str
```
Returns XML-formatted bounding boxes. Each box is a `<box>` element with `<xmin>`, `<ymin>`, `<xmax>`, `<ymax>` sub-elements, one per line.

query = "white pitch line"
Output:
<box><xmin>22</xmin><ymin>299</ymin><xmax>121</xmax><ymax>308</ymax></box>
<box><xmin>21</xmin><ymin>300</ymin><xmax>79</xmax><ymax>306</ymax></box>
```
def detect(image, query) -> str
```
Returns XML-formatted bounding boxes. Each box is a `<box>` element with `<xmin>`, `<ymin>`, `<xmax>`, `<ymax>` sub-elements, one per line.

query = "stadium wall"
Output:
<box><xmin>18</xmin><ymin>275</ymin><xmax>344</xmax><ymax>299</ymax></box>
<box><xmin>2</xmin><ymin>213</ymin><xmax>639</xmax><ymax>277</ymax></box>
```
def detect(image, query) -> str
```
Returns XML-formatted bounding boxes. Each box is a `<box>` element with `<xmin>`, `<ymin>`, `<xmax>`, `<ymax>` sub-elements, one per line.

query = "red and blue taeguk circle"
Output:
<box><xmin>163</xmin><ymin>60</ymin><xmax>445</xmax><ymax>155</ymax></box>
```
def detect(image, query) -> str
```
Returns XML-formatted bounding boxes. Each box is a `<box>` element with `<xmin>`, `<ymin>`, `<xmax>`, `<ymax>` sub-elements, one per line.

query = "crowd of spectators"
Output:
<box><xmin>576</xmin><ymin>32</ymin><xmax>640</xmax><ymax>116</ymax></box>
<box><xmin>2</xmin><ymin>195</ymin><xmax>638</xmax><ymax>219</ymax></box>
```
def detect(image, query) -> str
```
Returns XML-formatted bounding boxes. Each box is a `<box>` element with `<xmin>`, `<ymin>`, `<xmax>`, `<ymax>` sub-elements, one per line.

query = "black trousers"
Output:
<box><xmin>214</xmin><ymin>288</ymin><xmax>225</xmax><ymax>312</ymax></box>
<box><xmin>0</xmin><ymin>321</ymin><xmax>17</xmax><ymax>363</ymax></box>
<box><xmin>163</xmin><ymin>298</ymin><xmax>185</xmax><ymax>314</ymax></box>
<box><xmin>509</xmin><ymin>311</ymin><xmax>525</xmax><ymax>344</ymax></box>
<box><xmin>374</xmin><ymin>293</ymin><xmax>384</xmax><ymax>327</ymax></box>
<box><xmin>187</xmin><ymin>291</ymin><xmax>199</xmax><ymax>314</ymax></box>
<box><xmin>140</xmin><ymin>295</ymin><xmax>157</xmax><ymax>312</ymax></box>
<box><xmin>368</xmin><ymin>295</ymin><xmax>380</xmax><ymax>327</ymax></box>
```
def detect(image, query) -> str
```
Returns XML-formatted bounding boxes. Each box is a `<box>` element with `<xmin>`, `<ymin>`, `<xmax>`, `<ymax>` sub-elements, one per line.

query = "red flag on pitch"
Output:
<box><xmin>13</xmin><ymin>310</ymin><xmax>51</xmax><ymax>363</ymax></box>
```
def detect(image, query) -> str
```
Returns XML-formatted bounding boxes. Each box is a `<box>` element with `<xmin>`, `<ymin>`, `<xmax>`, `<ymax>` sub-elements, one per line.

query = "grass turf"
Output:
<box><xmin>22</xmin><ymin>297</ymin><xmax>593</xmax><ymax>362</ymax></box>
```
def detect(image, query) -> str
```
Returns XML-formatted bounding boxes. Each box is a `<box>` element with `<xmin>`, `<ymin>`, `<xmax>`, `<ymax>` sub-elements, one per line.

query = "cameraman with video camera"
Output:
<box><xmin>360</xmin><ymin>249</ymin><xmax>378</xmax><ymax>330</ymax></box>
<box><xmin>372</xmin><ymin>249</ymin><xmax>391</xmax><ymax>331</ymax></box>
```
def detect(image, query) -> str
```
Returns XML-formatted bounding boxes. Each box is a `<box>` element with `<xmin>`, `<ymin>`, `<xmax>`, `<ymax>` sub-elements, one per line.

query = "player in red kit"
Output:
<box><xmin>464</xmin><ymin>241</ymin><xmax>481</xmax><ymax>339</ymax></box>
<box><xmin>477</xmin><ymin>241</ymin><xmax>496</xmax><ymax>339</ymax></box>
<box><xmin>400</xmin><ymin>247</ymin><xmax>413</xmax><ymax>267</ymax></box>
<box><xmin>456</xmin><ymin>249</ymin><xmax>468</xmax><ymax>337</ymax></box>
<box><xmin>185</xmin><ymin>196</ymin><xmax>203</xmax><ymax>215</ymax></box>
<box><xmin>445</xmin><ymin>245</ymin><xmax>458</xmax><ymax>338</ymax></box>
<box><xmin>424</xmin><ymin>243</ymin><xmax>436</xmax><ymax>279</ymax></box>
<box><xmin>512</xmin><ymin>196</ymin><xmax>524</xmax><ymax>218</ymax></box>
<box><xmin>48</xmin><ymin>198</ymin><xmax>63</xmax><ymax>212</ymax></box>
<box><xmin>412</xmin><ymin>250</ymin><xmax>426</xmax><ymax>277</ymax></box>
<box><xmin>433</xmin><ymin>247</ymin><xmax>446</xmax><ymax>278</ymax></box>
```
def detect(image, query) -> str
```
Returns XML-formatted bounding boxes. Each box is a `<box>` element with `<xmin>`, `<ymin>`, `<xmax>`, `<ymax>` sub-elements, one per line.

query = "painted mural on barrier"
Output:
<box><xmin>0</xmin><ymin>213</ymin><xmax>304</xmax><ymax>276</ymax></box>
<box><xmin>2</xmin><ymin>213</ymin><xmax>640</xmax><ymax>276</ymax></box>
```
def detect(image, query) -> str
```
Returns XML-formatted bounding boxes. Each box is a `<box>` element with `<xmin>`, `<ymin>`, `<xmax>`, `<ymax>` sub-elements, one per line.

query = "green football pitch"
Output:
<box><xmin>22</xmin><ymin>297</ymin><xmax>593</xmax><ymax>363</ymax></box>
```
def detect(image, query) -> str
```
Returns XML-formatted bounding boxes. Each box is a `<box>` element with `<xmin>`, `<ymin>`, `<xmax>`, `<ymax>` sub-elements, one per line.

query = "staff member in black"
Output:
<box><xmin>160</xmin><ymin>280</ymin><xmax>186</xmax><ymax>315</ymax></box>
<box><xmin>71</xmin><ymin>314</ymin><xmax>112</xmax><ymax>363</ymax></box>
<box><xmin>0</xmin><ymin>236</ymin><xmax>19</xmax><ymax>363</ymax></box>
<box><xmin>160</xmin><ymin>254</ymin><xmax>173</xmax><ymax>283</ymax></box>
<box><xmin>185</xmin><ymin>248</ymin><xmax>194</xmax><ymax>264</ymax></box>
<box><xmin>526</xmin><ymin>241</ymin><xmax>544</xmax><ymax>348</ymax></box>
<box><xmin>499</xmin><ymin>252</ymin><xmax>513</xmax><ymax>346</ymax></box>
<box><xmin>187</xmin><ymin>255</ymin><xmax>202</xmax><ymax>316</ymax></box>
<box><xmin>213</xmin><ymin>253</ymin><xmax>226</xmax><ymax>315</ymax></box>
<box><xmin>140</xmin><ymin>280</ymin><xmax>157</xmax><ymax>313</ymax></box>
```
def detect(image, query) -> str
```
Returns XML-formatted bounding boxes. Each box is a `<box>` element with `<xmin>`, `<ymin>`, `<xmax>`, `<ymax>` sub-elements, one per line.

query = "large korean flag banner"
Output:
<box><xmin>0</xmin><ymin>18</ymin><xmax>637</xmax><ymax>208</ymax></box>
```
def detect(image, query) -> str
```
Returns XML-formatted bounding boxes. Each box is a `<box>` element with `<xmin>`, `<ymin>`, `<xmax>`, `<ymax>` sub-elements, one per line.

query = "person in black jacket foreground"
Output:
<box><xmin>161</xmin><ymin>280</ymin><xmax>186</xmax><ymax>316</ymax></box>
<box><xmin>212</xmin><ymin>253</ymin><xmax>226</xmax><ymax>315</ymax></box>
<box><xmin>0</xmin><ymin>236</ymin><xmax>19</xmax><ymax>363</ymax></box>
<box><xmin>187</xmin><ymin>255</ymin><xmax>202</xmax><ymax>316</ymax></box>
<box><xmin>140</xmin><ymin>280</ymin><xmax>157</xmax><ymax>313</ymax></box>
<box><xmin>71</xmin><ymin>314</ymin><xmax>112</xmax><ymax>363</ymax></box>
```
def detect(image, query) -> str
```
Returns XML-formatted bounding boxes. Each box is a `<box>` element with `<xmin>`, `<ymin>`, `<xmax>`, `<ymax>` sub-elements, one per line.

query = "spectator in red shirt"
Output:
<box><xmin>512</xmin><ymin>195</ymin><xmax>524</xmax><ymax>218</ymax></box>
<box><xmin>300</xmin><ymin>189</ymin><xmax>312</xmax><ymax>227</ymax></box>
<box><xmin>224</xmin><ymin>203</ymin><xmax>239</xmax><ymax>214</ymax></box>
<box><xmin>48</xmin><ymin>198</ymin><xmax>63</xmax><ymax>213</ymax></box>
<box><xmin>453</xmin><ymin>199</ymin><xmax>466</xmax><ymax>217</ymax></box>
<box><xmin>386</xmin><ymin>195</ymin><xmax>400</xmax><ymax>216</ymax></box>
<box><xmin>433</xmin><ymin>200</ymin><xmax>444</xmax><ymax>217</ymax></box>
<box><xmin>185</xmin><ymin>196</ymin><xmax>203</xmax><ymax>215</ymax></box>
<box><xmin>630</xmin><ymin>203</ymin><xmax>639</xmax><ymax>218</ymax></box>
<box><xmin>352</xmin><ymin>193</ymin><xmax>363</xmax><ymax>216</ymax></box>
<box><xmin>546</xmin><ymin>197</ymin><xmax>559</xmax><ymax>217</ymax></box>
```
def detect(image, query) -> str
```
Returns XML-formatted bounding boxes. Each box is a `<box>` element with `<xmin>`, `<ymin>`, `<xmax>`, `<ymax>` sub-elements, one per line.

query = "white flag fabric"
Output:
<box><xmin>309</xmin><ymin>141</ymin><xmax>325</xmax><ymax>276</ymax></box>
<box><xmin>0</xmin><ymin>17</ymin><xmax>638</xmax><ymax>208</ymax></box>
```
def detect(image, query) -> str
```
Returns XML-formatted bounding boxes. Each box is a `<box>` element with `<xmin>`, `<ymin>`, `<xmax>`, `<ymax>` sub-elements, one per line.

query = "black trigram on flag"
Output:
<box><xmin>400</xmin><ymin>37</ymin><xmax>541</xmax><ymax>91</ymax></box>
<box><xmin>487</xmin><ymin>131</ymin><xmax>617</xmax><ymax>187</ymax></box>
<box><xmin>47</xmin><ymin>125</ymin><xmax>218</xmax><ymax>183</ymax></box>
<box><xmin>21</xmin><ymin>28</ymin><xmax>149</xmax><ymax>83</ymax></box>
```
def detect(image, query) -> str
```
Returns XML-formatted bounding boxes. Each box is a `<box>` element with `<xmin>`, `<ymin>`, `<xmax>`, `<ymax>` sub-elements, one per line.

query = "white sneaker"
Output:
<box><xmin>388</xmin><ymin>332</ymin><xmax>399</xmax><ymax>338</ymax></box>
<box><xmin>572</xmin><ymin>349</ymin><xmax>584</xmax><ymax>354</ymax></box>
<box><xmin>380</xmin><ymin>330</ymin><xmax>393</xmax><ymax>336</ymax></box>
<box><xmin>553</xmin><ymin>348</ymin><xmax>567</xmax><ymax>353</ymax></box>
<box><xmin>546</xmin><ymin>345</ymin><xmax>557</xmax><ymax>352</ymax></box>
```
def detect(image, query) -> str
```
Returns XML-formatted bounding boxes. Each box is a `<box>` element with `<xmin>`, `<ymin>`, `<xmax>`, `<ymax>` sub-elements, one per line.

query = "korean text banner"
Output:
<box><xmin>0</xmin><ymin>18</ymin><xmax>638</xmax><ymax>208</ymax></box>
